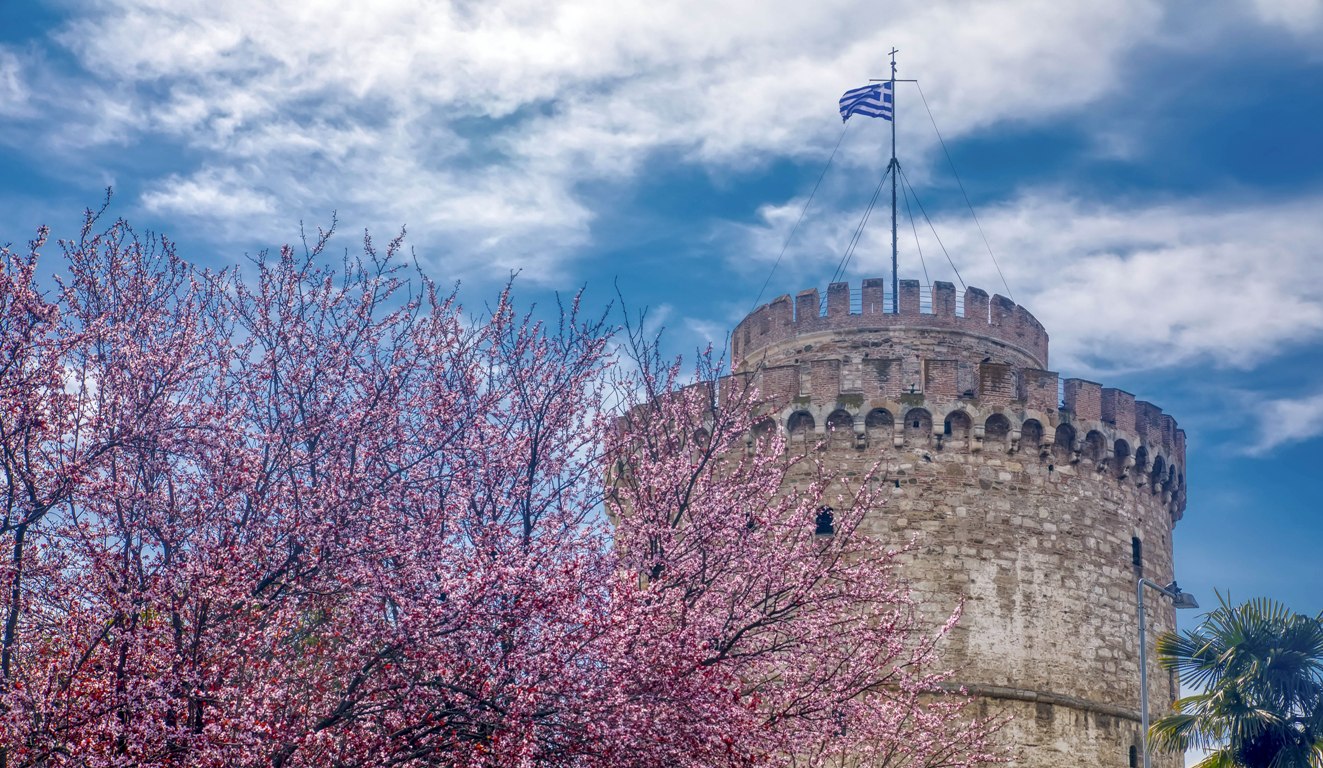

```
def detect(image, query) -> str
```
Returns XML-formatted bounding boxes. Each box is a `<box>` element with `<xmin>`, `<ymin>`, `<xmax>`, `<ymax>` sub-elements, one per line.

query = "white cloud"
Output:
<box><xmin>0</xmin><ymin>48</ymin><xmax>30</xmax><ymax>117</ymax></box>
<box><xmin>1246</xmin><ymin>390</ymin><xmax>1323</xmax><ymax>454</ymax></box>
<box><xmin>8</xmin><ymin>0</ymin><xmax>1318</xmax><ymax>288</ymax></box>
<box><xmin>21</xmin><ymin>0</ymin><xmax>1178</xmax><ymax>282</ymax></box>
<box><xmin>142</xmin><ymin>166</ymin><xmax>276</xmax><ymax>219</ymax></box>
<box><xmin>727</xmin><ymin>192</ymin><xmax>1323</xmax><ymax>374</ymax></box>
<box><xmin>1250</xmin><ymin>0</ymin><xmax>1323</xmax><ymax>34</ymax></box>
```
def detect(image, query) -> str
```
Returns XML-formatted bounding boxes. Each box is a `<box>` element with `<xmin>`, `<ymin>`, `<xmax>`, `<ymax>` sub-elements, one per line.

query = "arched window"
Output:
<box><xmin>1052</xmin><ymin>423</ymin><xmax>1076</xmax><ymax>462</ymax></box>
<box><xmin>787</xmin><ymin>411</ymin><xmax>815</xmax><ymax>439</ymax></box>
<box><xmin>985</xmin><ymin>414</ymin><xmax>1012</xmax><ymax>449</ymax></box>
<box><xmin>944</xmin><ymin>410</ymin><xmax>972</xmax><ymax>440</ymax></box>
<box><xmin>1135</xmin><ymin>446</ymin><xmax>1150</xmax><ymax>475</ymax></box>
<box><xmin>1083</xmin><ymin>430</ymin><xmax>1107</xmax><ymax>464</ymax></box>
<box><xmin>864</xmin><ymin>408</ymin><xmax>894</xmax><ymax>440</ymax></box>
<box><xmin>1021</xmin><ymin>419</ymin><xmax>1043</xmax><ymax>452</ymax></box>
<box><xmin>1113</xmin><ymin>439</ymin><xmax>1131</xmax><ymax>478</ymax></box>
<box><xmin>1151</xmin><ymin>455</ymin><xmax>1167</xmax><ymax>489</ymax></box>
<box><xmin>903</xmin><ymin>408</ymin><xmax>932</xmax><ymax>444</ymax></box>
<box><xmin>825</xmin><ymin>409</ymin><xmax>854</xmax><ymax>443</ymax></box>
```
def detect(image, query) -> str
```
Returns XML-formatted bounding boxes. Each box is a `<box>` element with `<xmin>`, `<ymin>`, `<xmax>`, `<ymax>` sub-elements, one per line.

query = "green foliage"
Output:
<box><xmin>1151</xmin><ymin>595</ymin><xmax>1323</xmax><ymax>768</ymax></box>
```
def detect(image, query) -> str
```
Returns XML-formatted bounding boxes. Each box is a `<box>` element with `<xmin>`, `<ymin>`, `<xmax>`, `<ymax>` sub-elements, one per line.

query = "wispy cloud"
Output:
<box><xmin>10</xmin><ymin>0</ymin><xmax>1183</xmax><ymax>281</ymax></box>
<box><xmin>727</xmin><ymin>193</ymin><xmax>1323</xmax><ymax>374</ymax></box>
<box><xmin>1246</xmin><ymin>390</ymin><xmax>1323</xmax><ymax>454</ymax></box>
<box><xmin>1251</xmin><ymin>0</ymin><xmax>1323</xmax><ymax>35</ymax></box>
<box><xmin>0</xmin><ymin>47</ymin><xmax>30</xmax><ymax>117</ymax></box>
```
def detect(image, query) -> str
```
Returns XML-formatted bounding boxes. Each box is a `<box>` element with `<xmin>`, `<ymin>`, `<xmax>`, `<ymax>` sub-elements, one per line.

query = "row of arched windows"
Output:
<box><xmin>769</xmin><ymin>407</ymin><xmax>1183</xmax><ymax>492</ymax></box>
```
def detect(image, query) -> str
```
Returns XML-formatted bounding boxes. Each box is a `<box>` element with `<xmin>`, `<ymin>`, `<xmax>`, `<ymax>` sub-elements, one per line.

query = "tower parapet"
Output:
<box><xmin>733</xmin><ymin>279</ymin><xmax>1049</xmax><ymax>371</ymax></box>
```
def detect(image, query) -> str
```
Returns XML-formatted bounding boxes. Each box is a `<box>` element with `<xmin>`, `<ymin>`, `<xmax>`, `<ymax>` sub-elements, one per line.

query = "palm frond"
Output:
<box><xmin>1154</xmin><ymin>595</ymin><xmax>1323</xmax><ymax>768</ymax></box>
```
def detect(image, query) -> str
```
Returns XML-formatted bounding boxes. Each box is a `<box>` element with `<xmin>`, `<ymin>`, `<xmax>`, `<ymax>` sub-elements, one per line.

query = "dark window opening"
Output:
<box><xmin>814</xmin><ymin>507</ymin><xmax>835</xmax><ymax>536</ymax></box>
<box><xmin>1132</xmin><ymin>537</ymin><xmax>1143</xmax><ymax>575</ymax></box>
<box><xmin>1129</xmin><ymin>745</ymin><xmax>1138</xmax><ymax>768</ymax></box>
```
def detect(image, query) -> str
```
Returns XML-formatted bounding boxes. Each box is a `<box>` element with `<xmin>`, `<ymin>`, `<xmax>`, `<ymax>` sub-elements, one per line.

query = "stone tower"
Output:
<box><xmin>729</xmin><ymin>278</ymin><xmax>1187</xmax><ymax>768</ymax></box>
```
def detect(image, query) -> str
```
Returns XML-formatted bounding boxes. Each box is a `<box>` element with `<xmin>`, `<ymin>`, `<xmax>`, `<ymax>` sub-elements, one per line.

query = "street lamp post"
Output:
<box><xmin>1136</xmin><ymin>578</ymin><xmax>1200</xmax><ymax>768</ymax></box>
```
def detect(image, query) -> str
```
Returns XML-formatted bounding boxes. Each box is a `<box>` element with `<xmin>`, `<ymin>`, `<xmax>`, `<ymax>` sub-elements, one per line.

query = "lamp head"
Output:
<box><xmin>1164</xmin><ymin>581</ymin><xmax>1200</xmax><ymax>609</ymax></box>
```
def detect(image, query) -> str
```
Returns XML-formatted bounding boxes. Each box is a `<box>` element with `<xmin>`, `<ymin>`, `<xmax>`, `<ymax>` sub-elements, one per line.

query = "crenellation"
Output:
<box><xmin>991</xmin><ymin>294</ymin><xmax>1016</xmax><ymax>328</ymax></box>
<box><xmin>1160</xmin><ymin>415</ymin><xmax>1177</xmax><ymax>457</ymax></box>
<box><xmin>861</xmin><ymin>278</ymin><xmax>887</xmax><ymax>314</ymax></box>
<box><xmin>1135</xmin><ymin>401</ymin><xmax>1164</xmax><ymax>450</ymax></box>
<box><xmin>1101</xmin><ymin>389</ymin><xmax>1135</xmax><ymax>429</ymax></box>
<box><xmin>827</xmin><ymin>281</ymin><xmax>850</xmax><ymax>317</ymax></box>
<box><xmin>934</xmin><ymin>281</ymin><xmax>957</xmax><ymax>316</ymax></box>
<box><xmin>795</xmin><ymin>288</ymin><xmax>819</xmax><ymax>324</ymax></box>
<box><xmin>900</xmin><ymin>279</ymin><xmax>922</xmax><ymax>314</ymax></box>
<box><xmin>964</xmin><ymin>286</ymin><xmax>990</xmax><ymax>321</ymax></box>
<box><xmin>1012</xmin><ymin>305</ymin><xmax>1047</xmax><ymax>365</ymax></box>
<box><xmin>767</xmin><ymin>295</ymin><xmax>792</xmax><ymax>330</ymax></box>
<box><xmin>1064</xmin><ymin>379</ymin><xmax>1103</xmax><ymax>420</ymax></box>
<box><xmin>1021</xmin><ymin>369</ymin><xmax>1059</xmax><ymax>413</ymax></box>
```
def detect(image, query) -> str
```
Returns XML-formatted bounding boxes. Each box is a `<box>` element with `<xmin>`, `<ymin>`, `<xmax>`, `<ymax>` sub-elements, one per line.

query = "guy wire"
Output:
<box><xmin>915</xmin><ymin>81</ymin><xmax>1012</xmax><ymax>301</ymax></box>
<box><xmin>749</xmin><ymin>122</ymin><xmax>851</xmax><ymax>312</ymax></box>
<box><xmin>901</xmin><ymin>176</ymin><xmax>930</xmax><ymax>288</ymax></box>
<box><xmin>899</xmin><ymin>164</ymin><xmax>965</xmax><ymax>291</ymax></box>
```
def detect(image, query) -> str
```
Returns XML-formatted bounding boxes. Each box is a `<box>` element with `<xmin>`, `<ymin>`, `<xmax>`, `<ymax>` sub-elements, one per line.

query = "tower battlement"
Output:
<box><xmin>733</xmin><ymin>279</ymin><xmax>1049</xmax><ymax>371</ymax></box>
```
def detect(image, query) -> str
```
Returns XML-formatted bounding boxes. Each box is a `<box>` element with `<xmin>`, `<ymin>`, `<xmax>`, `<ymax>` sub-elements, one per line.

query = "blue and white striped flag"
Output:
<box><xmin>839</xmin><ymin>82</ymin><xmax>893</xmax><ymax>122</ymax></box>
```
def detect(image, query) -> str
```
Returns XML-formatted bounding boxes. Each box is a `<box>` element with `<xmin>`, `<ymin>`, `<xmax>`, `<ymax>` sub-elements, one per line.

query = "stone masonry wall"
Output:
<box><xmin>725</xmin><ymin>280</ymin><xmax>1188</xmax><ymax>768</ymax></box>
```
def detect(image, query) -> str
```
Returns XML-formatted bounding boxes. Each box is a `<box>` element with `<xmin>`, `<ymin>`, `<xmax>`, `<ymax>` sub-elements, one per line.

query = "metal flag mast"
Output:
<box><xmin>889</xmin><ymin>49</ymin><xmax>899</xmax><ymax>314</ymax></box>
<box><xmin>871</xmin><ymin>49</ymin><xmax>912</xmax><ymax>313</ymax></box>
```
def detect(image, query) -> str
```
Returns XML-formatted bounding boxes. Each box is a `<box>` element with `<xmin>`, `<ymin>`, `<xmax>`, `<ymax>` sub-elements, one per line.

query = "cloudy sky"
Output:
<box><xmin>2</xmin><ymin>0</ymin><xmax>1321</xmax><ymax>727</ymax></box>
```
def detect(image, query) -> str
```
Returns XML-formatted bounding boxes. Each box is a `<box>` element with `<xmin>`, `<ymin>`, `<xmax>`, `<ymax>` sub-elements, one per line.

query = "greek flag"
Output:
<box><xmin>839</xmin><ymin>82</ymin><xmax>893</xmax><ymax>122</ymax></box>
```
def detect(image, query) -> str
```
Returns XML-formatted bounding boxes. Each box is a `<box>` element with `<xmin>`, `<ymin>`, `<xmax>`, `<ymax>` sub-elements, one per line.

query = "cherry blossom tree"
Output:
<box><xmin>0</xmin><ymin>205</ymin><xmax>1004</xmax><ymax>767</ymax></box>
<box><xmin>603</xmin><ymin>323</ymin><xmax>1006</xmax><ymax>768</ymax></box>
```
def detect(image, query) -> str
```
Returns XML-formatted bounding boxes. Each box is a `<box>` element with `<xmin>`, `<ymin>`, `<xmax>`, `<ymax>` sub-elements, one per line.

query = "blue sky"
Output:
<box><xmin>2</xmin><ymin>0</ymin><xmax>1320</xmax><ymax>672</ymax></box>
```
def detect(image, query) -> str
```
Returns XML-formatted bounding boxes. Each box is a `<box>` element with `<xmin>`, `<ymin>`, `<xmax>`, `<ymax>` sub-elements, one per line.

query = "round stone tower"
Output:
<box><xmin>730</xmin><ymin>278</ymin><xmax>1188</xmax><ymax>768</ymax></box>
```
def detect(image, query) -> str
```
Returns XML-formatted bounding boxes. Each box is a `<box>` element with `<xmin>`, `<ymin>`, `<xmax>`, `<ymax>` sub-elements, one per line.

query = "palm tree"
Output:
<box><xmin>1151</xmin><ymin>596</ymin><xmax>1323</xmax><ymax>768</ymax></box>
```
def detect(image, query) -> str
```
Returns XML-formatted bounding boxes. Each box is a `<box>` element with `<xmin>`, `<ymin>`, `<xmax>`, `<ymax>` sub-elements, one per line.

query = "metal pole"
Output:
<box><xmin>1135</xmin><ymin>577</ymin><xmax>1199</xmax><ymax>768</ymax></box>
<box><xmin>1137</xmin><ymin>578</ymin><xmax>1152</xmax><ymax>768</ymax></box>
<box><xmin>889</xmin><ymin>48</ymin><xmax>898</xmax><ymax>314</ymax></box>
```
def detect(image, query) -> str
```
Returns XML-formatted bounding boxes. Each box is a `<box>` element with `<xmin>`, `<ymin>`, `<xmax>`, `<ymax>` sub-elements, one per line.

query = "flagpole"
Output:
<box><xmin>888</xmin><ymin>48</ymin><xmax>899</xmax><ymax>314</ymax></box>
